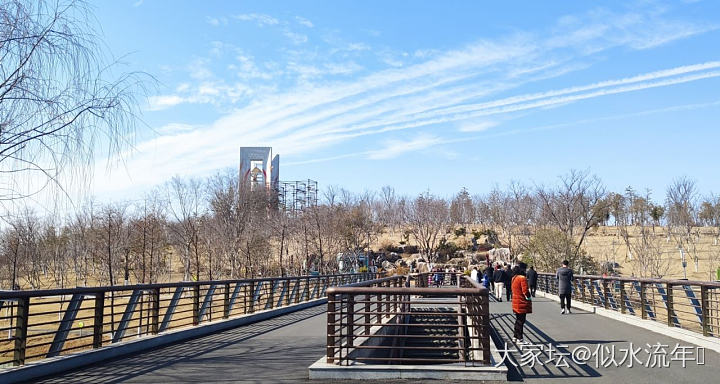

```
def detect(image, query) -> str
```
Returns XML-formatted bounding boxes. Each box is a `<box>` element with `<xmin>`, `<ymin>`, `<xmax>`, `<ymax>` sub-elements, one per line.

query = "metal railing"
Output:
<box><xmin>0</xmin><ymin>273</ymin><xmax>374</xmax><ymax>368</ymax></box>
<box><xmin>537</xmin><ymin>272</ymin><xmax>720</xmax><ymax>337</ymax></box>
<box><xmin>326</xmin><ymin>273</ymin><xmax>491</xmax><ymax>366</ymax></box>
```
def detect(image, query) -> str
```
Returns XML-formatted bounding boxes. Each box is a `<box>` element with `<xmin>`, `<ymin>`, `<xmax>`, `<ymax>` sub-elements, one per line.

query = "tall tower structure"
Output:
<box><xmin>240</xmin><ymin>147</ymin><xmax>279</xmax><ymax>190</ymax></box>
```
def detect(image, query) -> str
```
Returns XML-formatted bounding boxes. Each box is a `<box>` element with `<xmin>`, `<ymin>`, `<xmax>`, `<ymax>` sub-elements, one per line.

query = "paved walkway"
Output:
<box><xmin>33</xmin><ymin>296</ymin><xmax>720</xmax><ymax>383</ymax></box>
<box><xmin>489</xmin><ymin>295</ymin><xmax>720</xmax><ymax>384</ymax></box>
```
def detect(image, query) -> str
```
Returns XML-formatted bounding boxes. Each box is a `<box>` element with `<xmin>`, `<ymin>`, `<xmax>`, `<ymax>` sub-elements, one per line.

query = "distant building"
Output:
<box><xmin>239</xmin><ymin>147</ymin><xmax>317</xmax><ymax>214</ymax></box>
<box><xmin>239</xmin><ymin>147</ymin><xmax>279</xmax><ymax>190</ymax></box>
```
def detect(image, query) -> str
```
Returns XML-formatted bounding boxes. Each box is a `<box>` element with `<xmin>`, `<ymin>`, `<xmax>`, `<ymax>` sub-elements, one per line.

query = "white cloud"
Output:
<box><xmin>147</xmin><ymin>95</ymin><xmax>185</xmax><ymax>111</ymax></box>
<box><xmin>296</xmin><ymin>16</ymin><xmax>314</xmax><ymax>28</ymax></box>
<box><xmin>188</xmin><ymin>58</ymin><xmax>213</xmax><ymax>80</ymax></box>
<box><xmin>284</xmin><ymin>31</ymin><xmax>308</xmax><ymax>45</ymax></box>
<box><xmin>156</xmin><ymin>123</ymin><xmax>198</xmax><ymax>135</ymax></box>
<box><xmin>105</xmin><ymin>5</ymin><xmax>718</xmax><ymax>195</ymax></box>
<box><xmin>458</xmin><ymin>121</ymin><xmax>498</xmax><ymax>132</ymax></box>
<box><xmin>233</xmin><ymin>13</ymin><xmax>279</xmax><ymax>27</ymax></box>
<box><xmin>367</xmin><ymin>134</ymin><xmax>445</xmax><ymax>160</ymax></box>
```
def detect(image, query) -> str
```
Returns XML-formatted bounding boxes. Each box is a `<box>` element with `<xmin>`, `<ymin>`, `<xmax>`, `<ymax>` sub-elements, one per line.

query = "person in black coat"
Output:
<box><xmin>492</xmin><ymin>265</ymin><xmax>506</xmax><ymax>302</ymax></box>
<box><xmin>504</xmin><ymin>263</ymin><xmax>513</xmax><ymax>301</ymax></box>
<box><xmin>556</xmin><ymin>260</ymin><xmax>574</xmax><ymax>314</ymax></box>
<box><xmin>483</xmin><ymin>265</ymin><xmax>494</xmax><ymax>293</ymax></box>
<box><xmin>526</xmin><ymin>266</ymin><xmax>538</xmax><ymax>297</ymax></box>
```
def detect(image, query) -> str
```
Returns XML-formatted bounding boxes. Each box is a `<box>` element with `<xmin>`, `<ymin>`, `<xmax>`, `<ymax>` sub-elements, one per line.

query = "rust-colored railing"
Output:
<box><xmin>537</xmin><ymin>272</ymin><xmax>720</xmax><ymax>337</ymax></box>
<box><xmin>0</xmin><ymin>273</ymin><xmax>375</xmax><ymax>368</ymax></box>
<box><xmin>326</xmin><ymin>273</ymin><xmax>491</xmax><ymax>366</ymax></box>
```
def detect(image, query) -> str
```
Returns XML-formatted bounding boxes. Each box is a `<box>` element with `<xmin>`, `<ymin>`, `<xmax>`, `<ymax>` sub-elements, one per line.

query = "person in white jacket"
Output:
<box><xmin>470</xmin><ymin>267</ymin><xmax>479</xmax><ymax>283</ymax></box>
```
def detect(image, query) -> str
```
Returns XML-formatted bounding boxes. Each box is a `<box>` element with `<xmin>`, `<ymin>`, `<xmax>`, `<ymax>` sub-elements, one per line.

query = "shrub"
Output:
<box><xmin>437</xmin><ymin>238</ymin><xmax>460</xmax><ymax>260</ymax></box>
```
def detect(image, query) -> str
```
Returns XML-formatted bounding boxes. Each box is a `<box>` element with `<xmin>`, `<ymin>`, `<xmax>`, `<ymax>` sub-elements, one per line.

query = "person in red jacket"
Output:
<box><xmin>511</xmin><ymin>262</ymin><xmax>532</xmax><ymax>344</ymax></box>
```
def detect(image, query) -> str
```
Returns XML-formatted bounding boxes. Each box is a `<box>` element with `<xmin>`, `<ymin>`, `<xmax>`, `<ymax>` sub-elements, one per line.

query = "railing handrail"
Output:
<box><xmin>328</xmin><ymin>286</ymin><xmax>488</xmax><ymax>296</ymax></box>
<box><xmin>0</xmin><ymin>273</ymin><xmax>370</xmax><ymax>299</ymax></box>
<box><xmin>325</xmin><ymin>272</ymin><xmax>492</xmax><ymax>366</ymax></box>
<box><xmin>535</xmin><ymin>271</ymin><xmax>720</xmax><ymax>288</ymax></box>
<box><xmin>0</xmin><ymin>272</ymin><xmax>375</xmax><ymax>369</ymax></box>
<box><xmin>333</xmin><ymin>274</ymin><xmax>407</xmax><ymax>289</ymax></box>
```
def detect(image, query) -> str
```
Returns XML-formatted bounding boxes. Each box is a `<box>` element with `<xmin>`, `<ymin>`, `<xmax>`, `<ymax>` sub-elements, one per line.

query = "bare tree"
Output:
<box><xmin>377</xmin><ymin>185</ymin><xmax>402</xmax><ymax>233</ymax></box>
<box><xmin>485</xmin><ymin>186</ymin><xmax>512</xmax><ymax>250</ymax></box>
<box><xmin>630</xmin><ymin>226</ymin><xmax>669</xmax><ymax>278</ymax></box>
<box><xmin>507</xmin><ymin>181</ymin><xmax>537</xmax><ymax>257</ymax></box>
<box><xmin>0</xmin><ymin>0</ymin><xmax>146</xmax><ymax>203</ymax></box>
<box><xmin>167</xmin><ymin>177</ymin><xmax>205</xmax><ymax>281</ymax></box>
<box><xmin>666</xmin><ymin>177</ymin><xmax>699</xmax><ymax>272</ymax></box>
<box><xmin>13</xmin><ymin>209</ymin><xmax>44</xmax><ymax>289</ymax></box>
<box><xmin>131</xmin><ymin>192</ymin><xmax>168</xmax><ymax>284</ymax></box>
<box><xmin>207</xmin><ymin>171</ymin><xmax>244</xmax><ymax>278</ymax></box>
<box><xmin>450</xmin><ymin>187</ymin><xmax>475</xmax><ymax>226</ymax></box>
<box><xmin>42</xmin><ymin>220</ymin><xmax>70</xmax><ymax>290</ymax></box>
<box><xmin>406</xmin><ymin>192</ymin><xmax>449</xmax><ymax>262</ymax></box>
<box><xmin>699</xmin><ymin>194</ymin><xmax>720</xmax><ymax>246</ymax></box>
<box><xmin>67</xmin><ymin>200</ymin><xmax>95</xmax><ymax>286</ymax></box>
<box><xmin>536</xmin><ymin>169</ymin><xmax>607</xmax><ymax>260</ymax></box>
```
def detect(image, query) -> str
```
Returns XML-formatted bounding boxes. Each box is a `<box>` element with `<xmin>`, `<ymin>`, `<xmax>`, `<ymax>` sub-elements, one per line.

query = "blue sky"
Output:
<box><xmin>92</xmin><ymin>0</ymin><xmax>720</xmax><ymax>201</ymax></box>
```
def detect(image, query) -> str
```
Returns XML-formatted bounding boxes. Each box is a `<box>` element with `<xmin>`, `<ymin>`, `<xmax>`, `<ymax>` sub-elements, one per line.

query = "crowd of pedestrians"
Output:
<box><xmin>464</xmin><ymin>258</ymin><xmax>574</xmax><ymax>344</ymax></box>
<box><xmin>426</xmin><ymin>257</ymin><xmax>575</xmax><ymax>345</ymax></box>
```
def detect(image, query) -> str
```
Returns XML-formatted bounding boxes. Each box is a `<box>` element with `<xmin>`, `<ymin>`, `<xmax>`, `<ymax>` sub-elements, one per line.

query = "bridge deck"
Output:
<box><xmin>35</xmin><ymin>297</ymin><xmax>720</xmax><ymax>383</ymax></box>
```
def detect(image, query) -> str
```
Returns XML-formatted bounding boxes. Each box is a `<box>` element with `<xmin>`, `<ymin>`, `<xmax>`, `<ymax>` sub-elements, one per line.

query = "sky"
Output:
<box><xmin>90</xmin><ymin>0</ymin><xmax>720</xmax><ymax>202</ymax></box>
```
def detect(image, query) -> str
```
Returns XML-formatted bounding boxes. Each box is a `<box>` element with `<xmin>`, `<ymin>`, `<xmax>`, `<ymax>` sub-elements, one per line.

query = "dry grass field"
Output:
<box><xmin>582</xmin><ymin>226</ymin><xmax>719</xmax><ymax>280</ymax></box>
<box><xmin>373</xmin><ymin>225</ymin><xmax>720</xmax><ymax>281</ymax></box>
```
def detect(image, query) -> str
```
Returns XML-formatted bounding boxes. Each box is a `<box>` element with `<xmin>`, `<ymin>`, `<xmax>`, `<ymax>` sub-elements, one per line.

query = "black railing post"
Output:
<box><xmin>93</xmin><ymin>292</ymin><xmax>105</xmax><ymax>348</ymax></box>
<box><xmin>602</xmin><ymin>280</ymin><xmax>609</xmax><ymax>310</ymax></box>
<box><xmin>13</xmin><ymin>297</ymin><xmax>29</xmax><ymax>366</ymax></box>
<box><xmin>192</xmin><ymin>285</ymin><xmax>200</xmax><ymax>326</ymax></box>
<box><xmin>295</xmin><ymin>279</ymin><xmax>301</xmax><ymax>304</ymax></box>
<box><xmin>545</xmin><ymin>275</ymin><xmax>550</xmax><ymax>293</ymax></box>
<box><xmin>151</xmin><ymin>288</ymin><xmax>160</xmax><ymax>334</ymax></box>
<box><xmin>346</xmin><ymin>295</ymin><xmax>355</xmax><ymax>358</ymax></box>
<box><xmin>248</xmin><ymin>281</ymin><xmax>255</xmax><ymax>313</ymax></box>
<box><xmin>701</xmin><ymin>285</ymin><xmax>709</xmax><ymax>336</ymax></box>
<box><xmin>364</xmin><ymin>293</ymin><xmax>371</xmax><ymax>334</ymax></box>
<box><xmin>284</xmin><ymin>279</ymin><xmax>291</xmax><ymax>306</ymax></box>
<box><xmin>327</xmin><ymin>292</ymin><xmax>336</xmax><ymax>364</ymax></box>
<box><xmin>640</xmin><ymin>282</ymin><xmax>647</xmax><ymax>320</ymax></box>
<box><xmin>384</xmin><ymin>280</ymin><xmax>391</xmax><ymax>315</ymax></box>
<box><xmin>481</xmin><ymin>293</ymin><xmax>490</xmax><ymax>364</ymax></box>
<box><xmin>223</xmin><ymin>283</ymin><xmax>231</xmax><ymax>318</ymax></box>
<box><xmin>666</xmin><ymin>283</ymin><xmax>674</xmax><ymax>327</ymax></box>
<box><xmin>619</xmin><ymin>282</ymin><xmax>626</xmax><ymax>314</ymax></box>
<box><xmin>393</xmin><ymin>279</ymin><xmax>399</xmax><ymax>312</ymax></box>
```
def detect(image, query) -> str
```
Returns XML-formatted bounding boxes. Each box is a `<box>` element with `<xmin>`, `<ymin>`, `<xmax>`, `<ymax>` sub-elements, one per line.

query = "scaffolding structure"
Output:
<box><xmin>276</xmin><ymin>179</ymin><xmax>318</xmax><ymax>215</ymax></box>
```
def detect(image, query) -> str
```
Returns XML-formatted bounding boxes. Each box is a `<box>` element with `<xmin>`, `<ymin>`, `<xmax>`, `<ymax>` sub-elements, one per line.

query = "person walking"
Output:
<box><xmin>526</xmin><ymin>266</ymin><xmax>538</xmax><ymax>297</ymax></box>
<box><xmin>483</xmin><ymin>264</ymin><xmax>494</xmax><ymax>293</ymax></box>
<box><xmin>504</xmin><ymin>263</ymin><xmax>513</xmax><ymax>301</ymax></box>
<box><xmin>470</xmin><ymin>267</ymin><xmax>479</xmax><ymax>283</ymax></box>
<box><xmin>481</xmin><ymin>268</ymin><xmax>491</xmax><ymax>289</ymax></box>
<box><xmin>511</xmin><ymin>262</ymin><xmax>532</xmax><ymax>344</ymax></box>
<box><xmin>556</xmin><ymin>260</ymin><xmax>574</xmax><ymax>314</ymax></box>
<box><xmin>492</xmin><ymin>265</ymin><xmax>506</xmax><ymax>302</ymax></box>
<box><xmin>483</xmin><ymin>267</ymin><xmax>493</xmax><ymax>290</ymax></box>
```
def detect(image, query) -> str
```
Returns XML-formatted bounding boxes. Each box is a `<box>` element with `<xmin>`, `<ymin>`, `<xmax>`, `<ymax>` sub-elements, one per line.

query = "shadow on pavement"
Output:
<box><xmin>32</xmin><ymin>306</ymin><xmax>328</xmax><ymax>384</ymax></box>
<box><xmin>491</xmin><ymin>313</ymin><xmax>603</xmax><ymax>382</ymax></box>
